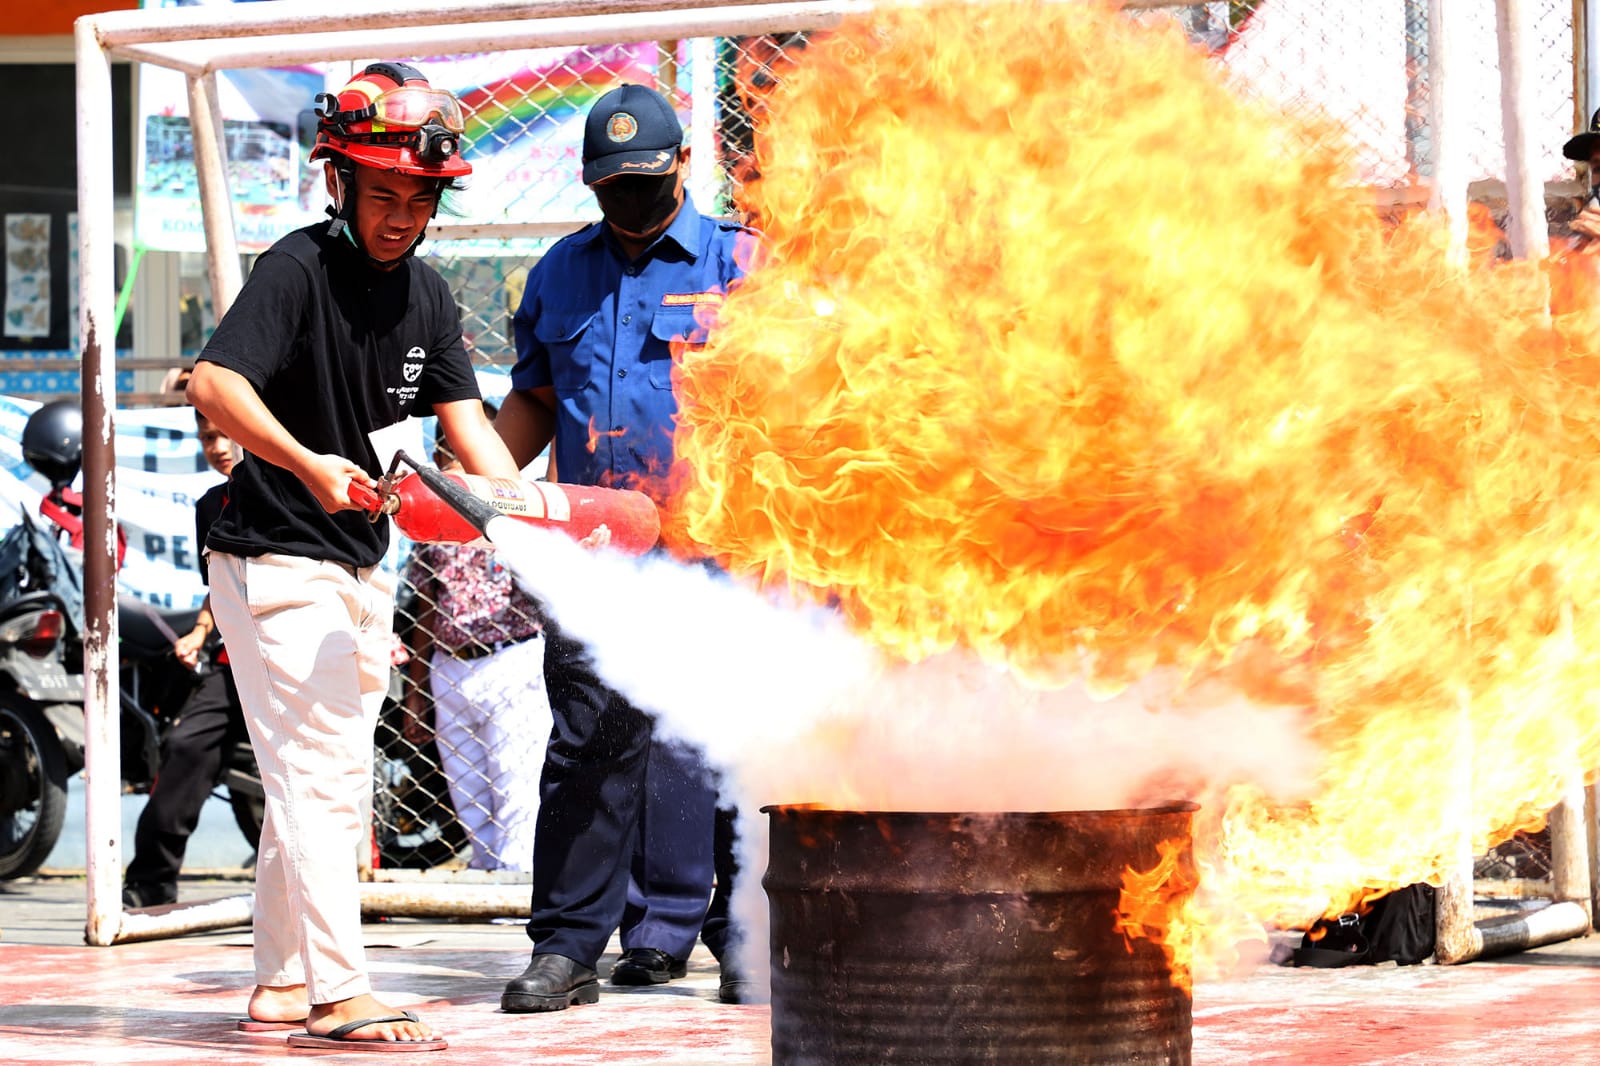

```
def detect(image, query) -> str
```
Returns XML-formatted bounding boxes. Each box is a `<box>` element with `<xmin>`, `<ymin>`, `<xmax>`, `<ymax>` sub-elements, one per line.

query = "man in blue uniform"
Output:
<box><xmin>495</xmin><ymin>82</ymin><xmax>756</xmax><ymax>1011</ymax></box>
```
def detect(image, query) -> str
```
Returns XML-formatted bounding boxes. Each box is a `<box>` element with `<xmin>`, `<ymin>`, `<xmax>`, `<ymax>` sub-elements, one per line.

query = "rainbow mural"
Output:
<box><xmin>427</xmin><ymin>43</ymin><xmax>691</xmax><ymax>229</ymax></box>
<box><xmin>135</xmin><ymin>41</ymin><xmax>697</xmax><ymax>253</ymax></box>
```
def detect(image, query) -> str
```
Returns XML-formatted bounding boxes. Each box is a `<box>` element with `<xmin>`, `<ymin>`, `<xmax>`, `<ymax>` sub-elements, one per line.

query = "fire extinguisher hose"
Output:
<box><xmin>404</xmin><ymin>461</ymin><xmax>503</xmax><ymax>536</ymax></box>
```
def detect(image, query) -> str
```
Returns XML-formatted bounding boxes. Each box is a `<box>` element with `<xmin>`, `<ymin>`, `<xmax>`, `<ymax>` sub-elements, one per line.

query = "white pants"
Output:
<box><xmin>429</xmin><ymin>636</ymin><xmax>550</xmax><ymax>871</ymax></box>
<box><xmin>208</xmin><ymin>552</ymin><xmax>394</xmax><ymax>1004</ymax></box>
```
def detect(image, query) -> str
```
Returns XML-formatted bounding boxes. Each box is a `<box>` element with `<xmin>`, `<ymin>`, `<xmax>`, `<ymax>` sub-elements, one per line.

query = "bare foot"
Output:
<box><xmin>247</xmin><ymin>983</ymin><xmax>310</xmax><ymax>1023</ymax></box>
<box><xmin>307</xmin><ymin>993</ymin><xmax>437</xmax><ymax>1042</ymax></box>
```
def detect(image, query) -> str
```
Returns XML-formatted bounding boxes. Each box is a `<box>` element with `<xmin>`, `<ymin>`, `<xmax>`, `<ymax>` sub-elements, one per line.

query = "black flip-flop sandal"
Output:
<box><xmin>286</xmin><ymin>1011</ymin><xmax>447</xmax><ymax>1053</ymax></box>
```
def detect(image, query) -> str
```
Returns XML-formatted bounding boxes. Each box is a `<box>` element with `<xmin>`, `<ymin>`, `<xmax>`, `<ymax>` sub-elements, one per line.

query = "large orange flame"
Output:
<box><xmin>672</xmin><ymin>0</ymin><xmax>1600</xmax><ymax>977</ymax></box>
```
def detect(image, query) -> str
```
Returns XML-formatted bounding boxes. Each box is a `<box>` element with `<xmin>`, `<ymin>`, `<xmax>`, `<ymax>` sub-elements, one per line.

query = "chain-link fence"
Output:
<box><xmin>1475</xmin><ymin>827</ymin><xmax>1553</xmax><ymax>885</ymax></box>
<box><xmin>340</xmin><ymin>2</ymin><xmax>1589</xmax><ymax>898</ymax></box>
<box><xmin>372</xmin><ymin>31</ymin><xmax>818</xmax><ymax>877</ymax></box>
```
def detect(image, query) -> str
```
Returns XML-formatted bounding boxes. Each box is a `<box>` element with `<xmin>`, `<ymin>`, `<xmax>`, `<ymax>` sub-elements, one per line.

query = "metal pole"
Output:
<box><xmin>90</xmin><ymin>0</ymin><xmax>830</xmax><ymax>46</ymax></box>
<box><xmin>1427</xmin><ymin>0</ymin><xmax>1468</xmax><ymax>262</ymax></box>
<box><xmin>1549</xmin><ymin>783</ymin><xmax>1593</xmax><ymax>925</ymax></box>
<box><xmin>109</xmin><ymin>3</ymin><xmax>863</xmax><ymax>75</ymax></box>
<box><xmin>1404</xmin><ymin>0</ymin><xmax>1431</xmax><ymax>180</ymax></box>
<box><xmin>186</xmin><ymin>73</ymin><xmax>245</xmax><ymax>314</ymax></box>
<box><xmin>1496</xmin><ymin>0</ymin><xmax>1550</xmax><ymax>259</ymax></box>
<box><xmin>1587</xmin><ymin>782</ymin><xmax>1600</xmax><ymax>922</ymax></box>
<box><xmin>1435</xmin><ymin>689</ymin><xmax>1478</xmax><ymax>964</ymax></box>
<box><xmin>688</xmin><ymin>34</ymin><xmax>720</xmax><ymax>213</ymax></box>
<box><xmin>1472</xmin><ymin>900</ymin><xmax>1592</xmax><ymax>958</ymax></box>
<box><xmin>1585</xmin><ymin>0</ymin><xmax>1600</xmax><ymax>129</ymax></box>
<box><xmin>114</xmin><ymin>893</ymin><xmax>255</xmax><ymax>944</ymax></box>
<box><xmin>74</xmin><ymin>14</ymin><xmax>123</xmax><ymax>949</ymax></box>
<box><xmin>1431</xmin><ymin>0</ymin><xmax>1474</xmax><ymax>964</ymax></box>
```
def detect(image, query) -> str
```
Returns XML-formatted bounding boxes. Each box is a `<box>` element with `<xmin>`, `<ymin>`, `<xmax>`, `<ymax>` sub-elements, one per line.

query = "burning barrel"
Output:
<box><xmin>764</xmin><ymin>804</ymin><xmax>1197</xmax><ymax>1065</ymax></box>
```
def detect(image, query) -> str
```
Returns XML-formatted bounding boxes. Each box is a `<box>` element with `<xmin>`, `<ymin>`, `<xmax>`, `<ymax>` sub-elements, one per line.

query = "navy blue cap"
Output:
<box><xmin>1566</xmin><ymin>108</ymin><xmax>1600</xmax><ymax>161</ymax></box>
<box><xmin>582</xmin><ymin>83</ymin><xmax>683</xmax><ymax>185</ymax></box>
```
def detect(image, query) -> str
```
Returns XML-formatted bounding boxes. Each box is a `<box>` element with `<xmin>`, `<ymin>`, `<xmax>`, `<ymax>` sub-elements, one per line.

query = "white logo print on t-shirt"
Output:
<box><xmin>402</xmin><ymin>347</ymin><xmax>426</xmax><ymax>382</ymax></box>
<box><xmin>388</xmin><ymin>346</ymin><xmax>427</xmax><ymax>408</ymax></box>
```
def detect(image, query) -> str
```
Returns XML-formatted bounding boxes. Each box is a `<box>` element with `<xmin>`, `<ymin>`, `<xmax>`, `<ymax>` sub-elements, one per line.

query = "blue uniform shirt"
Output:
<box><xmin>511</xmin><ymin>203</ymin><xmax>755</xmax><ymax>489</ymax></box>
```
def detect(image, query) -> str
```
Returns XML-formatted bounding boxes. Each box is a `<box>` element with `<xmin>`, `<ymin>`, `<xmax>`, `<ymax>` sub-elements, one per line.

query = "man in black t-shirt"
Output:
<box><xmin>186</xmin><ymin>62</ymin><xmax>521</xmax><ymax>1052</ymax></box>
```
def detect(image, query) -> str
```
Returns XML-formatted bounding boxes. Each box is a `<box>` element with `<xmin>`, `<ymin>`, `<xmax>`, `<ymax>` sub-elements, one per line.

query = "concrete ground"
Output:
<box><xmin>4</xmin><ymin>874</ymin><xmax>1600</xmax><ymax>1064</ymax></box>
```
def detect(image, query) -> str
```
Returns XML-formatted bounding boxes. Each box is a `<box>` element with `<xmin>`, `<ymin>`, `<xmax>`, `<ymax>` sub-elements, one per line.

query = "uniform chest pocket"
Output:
<box><xmin>533</xmin><ymin>311</ymin><xmax>597</xmax><ymax>394</ymax></box>
<box><xmin>646</xmin><ymin>308</ymin><xmax>710</xmax><ymax>389</ymax></box>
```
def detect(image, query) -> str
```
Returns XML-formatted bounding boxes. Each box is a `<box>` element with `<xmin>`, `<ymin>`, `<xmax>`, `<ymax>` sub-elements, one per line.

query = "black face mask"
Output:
<box><xmin>593</xmin><ymin>172</ymin><xmax>681</xmax><ymax>238</ymax></box>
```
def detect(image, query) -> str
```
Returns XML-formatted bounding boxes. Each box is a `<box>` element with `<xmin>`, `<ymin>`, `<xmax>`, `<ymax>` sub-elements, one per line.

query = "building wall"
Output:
<box><xmin>1</xmin><ymin>9</ymin><xmax>139</xmax><ymax>396</ymax></box>
<box><xmin>11</xmin><ymin>1</ymin><xmax>138</xmax><ymax>37</ymax></box>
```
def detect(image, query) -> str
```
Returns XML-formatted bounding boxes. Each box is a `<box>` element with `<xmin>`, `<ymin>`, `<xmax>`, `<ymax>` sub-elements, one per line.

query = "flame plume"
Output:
<box><xmin>672</xmin><ymin>0</ymin><xmax>1600</xmax><ymax>974</ymax></box>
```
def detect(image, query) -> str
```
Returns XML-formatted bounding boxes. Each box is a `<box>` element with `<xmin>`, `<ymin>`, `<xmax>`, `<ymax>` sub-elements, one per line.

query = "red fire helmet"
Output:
<box><xmin>310</xmin><ymin>61</ymin><xmax>472</xmax><ymax>179</ymax></box>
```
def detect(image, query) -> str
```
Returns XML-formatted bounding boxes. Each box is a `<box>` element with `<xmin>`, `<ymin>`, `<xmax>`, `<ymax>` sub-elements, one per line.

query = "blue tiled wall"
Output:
<box><xmin>0</xmin><ymin>350</ymin><xmax>136</xmax><ymax>397</ymax></box>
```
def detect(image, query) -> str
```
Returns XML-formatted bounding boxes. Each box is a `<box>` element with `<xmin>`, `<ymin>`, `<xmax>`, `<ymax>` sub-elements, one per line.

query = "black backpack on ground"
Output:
<box><xmin>1292</xmin><ymin>882</ymin><xmax>1437</xmax><ymax>967</ymax></box>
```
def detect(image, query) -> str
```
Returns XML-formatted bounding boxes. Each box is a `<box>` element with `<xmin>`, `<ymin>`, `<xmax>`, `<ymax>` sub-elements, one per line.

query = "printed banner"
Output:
<box><xmin>135</xmin><ymin>64</ymin><xmax>327</xmax><ymax>254</ymax></box>
<box><xmin>4</xmin><ymin>215</ymin><xmax>51</xmax><ymax>339</ymax></box>
<box><xmin>0</xmin><ymin>396</ymin><xmax>217</xmax><ymax>611</ymax></box>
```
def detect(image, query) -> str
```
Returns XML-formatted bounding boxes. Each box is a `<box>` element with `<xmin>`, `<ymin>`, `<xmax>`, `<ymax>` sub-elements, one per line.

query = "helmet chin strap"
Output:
<box><xmin>324</xmin><ymin>163</ymin><xmax>356</xmax><ymax>241</ymax></box>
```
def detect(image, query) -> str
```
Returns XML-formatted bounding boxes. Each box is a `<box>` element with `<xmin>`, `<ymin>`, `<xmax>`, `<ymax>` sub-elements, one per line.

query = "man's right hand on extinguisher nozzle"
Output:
<box><xmin>1572</xmin><ymin>195</ymin><xmax>1600</xmax><ymax>249</ymax></box>
<box><xmin>578</xmin><ymin>523</ymin><xmax>613</xmax><ymax>550</ymax></box>
<box><xmin>300</xmin><ymin>452</ymin><xmax>372</xmax><ymax>513</ymax></box>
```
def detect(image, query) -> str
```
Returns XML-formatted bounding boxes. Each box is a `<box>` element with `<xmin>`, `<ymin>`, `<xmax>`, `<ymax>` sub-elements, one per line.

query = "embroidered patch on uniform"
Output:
<box><xmin>607</xmin><ymin>113</ymin><xmax>638</xmax><ymax>143</ymax></box>
<box><xmin>661</xmin><ymin>292</ymin><xmax>724</xmax><ymax>307</ymax></box>
<box><xmin>402</xmin><ymin>346</ymin><xmax>425</xmax><ymax>382</ymax></box>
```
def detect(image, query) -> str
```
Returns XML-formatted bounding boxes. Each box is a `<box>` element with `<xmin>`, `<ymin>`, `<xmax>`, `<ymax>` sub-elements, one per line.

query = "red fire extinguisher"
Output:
<box><xmin>349</xmin><ymin>462</ymin><xmax>661</xmax><ymax>555</ymax></box>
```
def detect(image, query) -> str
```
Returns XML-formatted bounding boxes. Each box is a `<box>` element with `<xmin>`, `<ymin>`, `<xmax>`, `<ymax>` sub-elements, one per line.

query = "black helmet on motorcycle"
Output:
<box><xmin>21</xmin><ymin>400</ymin><xmax>83</xmax><ymax>489</ymax></box>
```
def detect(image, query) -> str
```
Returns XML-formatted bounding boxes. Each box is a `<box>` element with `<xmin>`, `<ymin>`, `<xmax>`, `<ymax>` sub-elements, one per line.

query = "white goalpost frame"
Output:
<box><xmin>72</xmin><ymin>0</ymin><xmax>1578</xmax><ymax>956</ymax></box>
<box><xmin>76</xmin><ymin>0</ymin><xmax>877</xmax><ymax>947</ymax></box>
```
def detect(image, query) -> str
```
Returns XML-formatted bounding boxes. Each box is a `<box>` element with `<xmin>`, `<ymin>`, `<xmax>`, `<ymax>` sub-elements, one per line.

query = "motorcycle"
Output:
<box><xmin>0</xmin><ymin>401</ymin><xmax>463</xmax><ymax>879</ymax></box>
<box><xmin>0</xmin><ymin>521</ymin><xmax>457</xmax><ymax>879</ymax></box>
<box><xmin>0</xmin><ymin>509</ymin><xmax>80</xmax><ymax>879</ymax></box>
<box><xmin>0</xmin><ymin>402</ymin><xmax>264</xmax><ymax>880</ymax></box>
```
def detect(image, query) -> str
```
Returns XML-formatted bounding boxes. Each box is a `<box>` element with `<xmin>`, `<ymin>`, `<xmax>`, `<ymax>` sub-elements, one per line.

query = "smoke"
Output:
<box><xmin>489</xmin><ymin>517</ymin><xmax>1319</xmax><ymax>982</ymax></box>
<box><xmin>492</xmin><ymin>520</ymin><xmax>1317</xmax><ymax>813</ymax></box>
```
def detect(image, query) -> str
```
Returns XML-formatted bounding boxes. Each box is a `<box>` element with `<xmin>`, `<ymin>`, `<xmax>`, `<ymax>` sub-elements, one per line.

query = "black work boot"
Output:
<box><xmin>122</xmin><ymin>881</ymin><xmax>177</xmax><ymax>909</ymax></box>
<box><xmin>501</xmin><ymin>953</ymin><xmax>600</xmax><ymax>1013</ymax></box>
<box><xmin>609</xmin><ymin>947</ymin><xmax>688</xmax><ymax>986</ymax></box>
<box><xmin>718</xmin><ymin>959</ymin><xmax>764</xmax><ymax>1004</ymax></box>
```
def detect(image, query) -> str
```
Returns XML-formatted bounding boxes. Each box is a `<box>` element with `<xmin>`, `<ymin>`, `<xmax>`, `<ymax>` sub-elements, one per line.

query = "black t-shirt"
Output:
<box><xmin>195</xmin><ymin>479</ymin><xmax>228</xmax><ymax>658</ymax></box>
<box><xmin>195</xmin><ymin>480</ymin><xmax>227</xmax><ymax>585</ymax></box>
<box><xmin>197</xmin><ymin>224</ymin><xmax>481</xmax><ymax>568</ymax></box>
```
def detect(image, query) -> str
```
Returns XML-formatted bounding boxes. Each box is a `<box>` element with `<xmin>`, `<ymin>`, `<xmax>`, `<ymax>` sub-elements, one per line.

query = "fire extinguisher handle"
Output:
<box><xmin>348</xmin><ymin>480</ymin><xmax>382</xmax><ymax>513</ymax></box>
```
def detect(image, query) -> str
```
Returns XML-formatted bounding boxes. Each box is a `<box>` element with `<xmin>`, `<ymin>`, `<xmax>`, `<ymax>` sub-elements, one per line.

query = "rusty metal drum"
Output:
<box><xmin>763</xmin><ymin>804</ymin><xmax>1197</xmax><ymax>1065</ymax></box>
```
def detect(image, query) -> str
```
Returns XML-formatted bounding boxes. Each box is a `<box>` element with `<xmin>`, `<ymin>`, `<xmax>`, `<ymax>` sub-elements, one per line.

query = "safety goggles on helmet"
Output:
<box><xmin>316</xmin><ymin>85</ymin><xmax>465</xmax><ymax>135</ymax></box>
<box><xmin>310</xmin><ymin>62</ymin><xmax>473</xmax><ymax>179</ymax></box>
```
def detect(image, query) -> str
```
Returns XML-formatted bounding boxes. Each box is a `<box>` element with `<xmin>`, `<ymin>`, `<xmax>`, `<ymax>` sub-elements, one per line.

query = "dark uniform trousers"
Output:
<box><xmin>528</xmin><ymin>626</ymin><xmax>727</xmax><ymax>967</ymax></box>
<box><xmin>621</xmin><ymin>735</ymin><xmax>719</xmax><ymax>960</ymax></box>
<box><xmin>125</xmin><ymin>663</ymin><xmax>247</xmax><ymax>888</ymax></box>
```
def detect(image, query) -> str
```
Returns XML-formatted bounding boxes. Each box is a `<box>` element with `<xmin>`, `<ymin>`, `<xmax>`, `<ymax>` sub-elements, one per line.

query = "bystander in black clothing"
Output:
<box><xmin>124</xmin><ymin>479</ymin><xmax>245</xmax><ymax>908</ymax></box>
